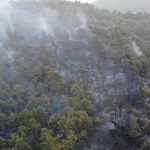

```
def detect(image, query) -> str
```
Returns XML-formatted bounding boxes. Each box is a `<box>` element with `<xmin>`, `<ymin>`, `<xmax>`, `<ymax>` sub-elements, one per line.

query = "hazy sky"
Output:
<box><xmin>66</xmin><ymin>0</ymin><xmax>150</xmax><ymax>13</ymax></box>
<box><xmin>94</xmin><ymin>0</ymin><xmax>150</xmax><ymax>13</ymax></box>
<box><xmin>66</xmin><ymin>0</ymin><xmax>96</xmax><ymax>3</ymax></box>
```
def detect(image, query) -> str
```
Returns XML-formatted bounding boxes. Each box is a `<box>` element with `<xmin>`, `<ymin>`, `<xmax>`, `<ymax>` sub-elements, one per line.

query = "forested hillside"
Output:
<box><xmin>0</xmin><ymin>0</ymin><xmax>150</xmax><ymax>149</ymax></box>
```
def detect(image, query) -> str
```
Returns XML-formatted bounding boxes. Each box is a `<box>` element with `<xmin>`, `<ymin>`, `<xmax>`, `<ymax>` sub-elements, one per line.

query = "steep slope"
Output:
<box><xmin>1</xmin><ymin>0</ymin><xmax>150</xmax><ymax>120</ymax></box>
<box><xmin>0</xmin><ymin>0</ymin><xmax>150</xmax><ymax>149</ymax></box>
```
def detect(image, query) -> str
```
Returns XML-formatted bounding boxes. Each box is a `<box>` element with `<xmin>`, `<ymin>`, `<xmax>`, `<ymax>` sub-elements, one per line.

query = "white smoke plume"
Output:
<box><xmin>132</xmin><ymin>42</ymin><xmax>143</xmax><ymax>56</ymax></box>
<box><xmin>0</xmin><ymin>0</ymin><xmax>87</xmax><ymax>41</ymax></box>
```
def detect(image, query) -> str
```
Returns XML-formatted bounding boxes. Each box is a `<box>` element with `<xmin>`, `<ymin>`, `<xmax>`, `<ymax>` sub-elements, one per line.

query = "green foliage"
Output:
<box><xmin>14</xmin><ymin>137</ymin><xmax>32</xmax><ymax>150</ymax></box>
<box><xmin>1</xmin><ymin>0</ymin><xmax>150</xmax><ymax>149</ymax></box>
<box><xmin>0</xmin><ymin>49</ymin><xmax>100</xmax><ymax>150</ymax></box>
<box><xmin>0</xmin><ymin>136</ymin><xmax>6</xmax><ymax>149</ymax></box>
<box><xmin>129</xmin><ymin>116</ymin><xmax>141</xmax><ymax>137</ymax></box>
<box><xmin>143</xmin><ymin>87</ymin><xmax>150</xmax><ymax>97</ymax></box>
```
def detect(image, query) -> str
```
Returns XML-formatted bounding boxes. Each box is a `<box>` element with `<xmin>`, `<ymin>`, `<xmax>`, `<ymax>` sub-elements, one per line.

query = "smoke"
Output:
<box><xmin>13</xmin><ymin>0</ymin><xmax>59</xmax><ymax>40</ymax></box>
<box><xmin>0</xmin><ymin>0</ymin><xmax>88</xmax><ymax>42</ymax></box>
<box><xmin>0</xmin><ymin>0</ymin><xmax>15</xmax><ymax>40</ymax></box>
<box><xmin>132</xmin><ymin>42</ymin><xmax>143</xmax><ymax>56</ymax></box>
<box><xmin>0</xmin><ymin>0</ymin><xmax>89</xmax><ymax>67</ymax></box>
<box><xmin>0</xmin><ymin>0</ymin><xmax>56</xmax><ymax>41</ymax></box>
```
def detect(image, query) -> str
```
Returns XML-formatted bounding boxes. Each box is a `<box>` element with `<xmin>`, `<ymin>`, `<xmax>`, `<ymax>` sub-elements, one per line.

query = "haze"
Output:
<box><xmin>66</xmin><ymin>0</ymin><xmax>96</xmax><ymax>3</ymax></box>
<box><xmin>94</xmin><ymin>0</ymin><xmax>150</xmax><ymax>13</ymax></box>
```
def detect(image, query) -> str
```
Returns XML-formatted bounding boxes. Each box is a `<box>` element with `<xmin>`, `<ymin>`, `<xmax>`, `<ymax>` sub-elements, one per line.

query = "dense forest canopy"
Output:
<box><xmin>0</xmin><ymin>0</ymin><xmax>150</xmax><ymax>149</ymax></box>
